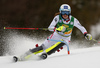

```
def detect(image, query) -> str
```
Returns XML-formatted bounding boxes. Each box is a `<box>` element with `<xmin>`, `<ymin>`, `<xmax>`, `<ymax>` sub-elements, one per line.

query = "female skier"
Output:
<box><xmin>13</xmin><ymin>4</ymin><xmax>92</xmax><ymax>62</ymax></box>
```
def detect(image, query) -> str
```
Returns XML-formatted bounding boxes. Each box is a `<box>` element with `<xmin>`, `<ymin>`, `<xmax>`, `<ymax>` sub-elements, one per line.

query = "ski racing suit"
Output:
<box><xmin>19</xmin><ymin>15</ymin><xmax>87</xmax><ymax>60</ymax></box>
<box><xmin>41</xmin><ymin>15</ymin><xmax>87</xmax><ymax>49</ymax></box>
<box><xmin>29</xmin><ymin>15</ymin><xmax>87</xmax><ymax>56</ymax></box>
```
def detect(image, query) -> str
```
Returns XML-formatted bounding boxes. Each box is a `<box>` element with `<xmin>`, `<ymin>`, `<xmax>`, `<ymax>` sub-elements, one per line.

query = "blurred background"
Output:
<box><xmin>0</xmin><ymin>0</ymin><xmax>100</xmax><ymax>56</ymax></box>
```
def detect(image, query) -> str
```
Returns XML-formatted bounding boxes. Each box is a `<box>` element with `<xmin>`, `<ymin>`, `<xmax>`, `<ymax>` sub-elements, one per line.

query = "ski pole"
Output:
<box><xmin>4</xmin><ymin>27</ymin><xmax>53</xmax><ymax>31</ymax></box>
<box><xmin>92</xmin><ymin>39</ymin><xmax>100</xmax><ymax>43</ymax></box>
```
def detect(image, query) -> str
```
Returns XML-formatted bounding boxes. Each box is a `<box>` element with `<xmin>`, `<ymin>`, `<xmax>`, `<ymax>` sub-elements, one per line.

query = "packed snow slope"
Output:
<box><xmin>0</xmin><ymin>46</ymin><xmax>100</xmax><ymax>68</ymax></box>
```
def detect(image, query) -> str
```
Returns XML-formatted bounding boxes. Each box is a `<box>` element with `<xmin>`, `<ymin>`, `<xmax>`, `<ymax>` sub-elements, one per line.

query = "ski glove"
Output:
<box><xmin>84</xmin><ymin>33</ymin><xmax>92</xmax><ymax>40</ymax></box>
<box><xmin>56</xmin><ymin>26</ymin><xmax>66</xmax><ymax>32</ymax></box>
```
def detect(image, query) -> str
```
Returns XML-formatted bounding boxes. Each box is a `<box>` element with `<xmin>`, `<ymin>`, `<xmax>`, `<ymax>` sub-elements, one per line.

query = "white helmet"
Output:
<box><xmin>59</xmin><ymin>4</ymin><xmax>71</xmax><ymax>15</ymax></box>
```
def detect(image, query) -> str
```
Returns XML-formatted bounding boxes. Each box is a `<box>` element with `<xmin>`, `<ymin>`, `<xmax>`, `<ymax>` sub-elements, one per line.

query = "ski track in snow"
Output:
<box><xmin>0</xmin><ymin>46</ymin><xmax>100</xmax><ymax>68</ymax></box>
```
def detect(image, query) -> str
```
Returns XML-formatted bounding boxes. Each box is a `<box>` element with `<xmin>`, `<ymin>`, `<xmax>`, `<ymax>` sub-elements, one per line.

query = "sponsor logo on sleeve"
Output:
<box><xmin>55</xmin><ymin>18</ymin><xmax>57</xmax><ymax>22</ymax></box>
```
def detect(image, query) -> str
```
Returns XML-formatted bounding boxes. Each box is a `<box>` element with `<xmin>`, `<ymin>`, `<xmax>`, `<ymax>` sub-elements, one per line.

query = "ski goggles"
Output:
<box><xmin>61</xmin><ymin>11</ymin><xmax>70</xmax><ymax>15</ymax></box>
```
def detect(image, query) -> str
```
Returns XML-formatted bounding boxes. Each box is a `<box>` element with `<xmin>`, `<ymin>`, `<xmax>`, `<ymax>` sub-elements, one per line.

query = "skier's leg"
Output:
<box><xmin>39</xmin><ymin>33</ymin><xmax>71</xmax><ymax>59</ymax></box>
<box><xmin>45</xmin><ymin>40</ymin><xmax>65</xmax><ymax>55</ymax></box>
<box><xmin>18</xmin><ymin>44</ymin><xmax>44</xmax><ymax>61</ymax></box>
<box><xmin>39</xmin><ymin>40</ymin><xmax>65</xmax><ymax>59</ymax></box>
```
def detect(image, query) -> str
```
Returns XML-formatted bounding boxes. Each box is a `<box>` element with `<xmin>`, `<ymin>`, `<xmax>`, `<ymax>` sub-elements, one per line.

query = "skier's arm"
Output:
<box><xmin>74</xmin><ymin>18</ymin><xmax>87</xmax><ymax>34</ymax></box>
<box><xmin>74</xmin><ymin>18</ymin><xmax>92</xmax><ymax>40</ymax></box>
<box><xmin>48</xmin><ymin>15</ymin><xmax>59</xmax><ymax>31</ymax></box>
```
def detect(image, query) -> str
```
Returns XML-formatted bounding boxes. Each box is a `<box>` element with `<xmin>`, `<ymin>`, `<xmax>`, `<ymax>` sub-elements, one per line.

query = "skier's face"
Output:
<box><xmin>62</xmin><ymin>14</ymin><xmax>68</xmax><ymax>19</ymax></box>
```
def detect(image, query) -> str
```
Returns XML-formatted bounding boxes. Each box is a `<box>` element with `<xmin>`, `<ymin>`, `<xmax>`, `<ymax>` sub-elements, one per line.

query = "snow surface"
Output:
<box><xmin>0</xmin><ymin>46</ymin><xmax>100</xmax><ymax>68</ymax></box>
<box><xmin>1</xmin><ymin>27</ymin><xmax>100</xmax><ymax>68</ymax></box>
<box><xmin>91</xmin><ymin>22</ymin><xmax>100</xmax><ymax>38</ymax></box>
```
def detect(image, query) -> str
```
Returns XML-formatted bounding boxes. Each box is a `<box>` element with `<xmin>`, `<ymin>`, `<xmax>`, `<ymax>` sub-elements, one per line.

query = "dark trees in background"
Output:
<box><xmin>0</xmin><ymin>0</ymin><xmax>100</xmax><ymax>29</ymax></box>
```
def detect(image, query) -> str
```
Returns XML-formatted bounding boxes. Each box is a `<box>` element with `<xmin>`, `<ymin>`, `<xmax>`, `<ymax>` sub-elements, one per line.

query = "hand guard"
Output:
<box><xmin>56</xmin><ymin>26</ymin><xmax>66</xmax><ymax>32</ymax></box>
<box><xmin>85</xmin><ymin>34</ymin><xmax>92</xmax><ymax>40</ymax></box>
